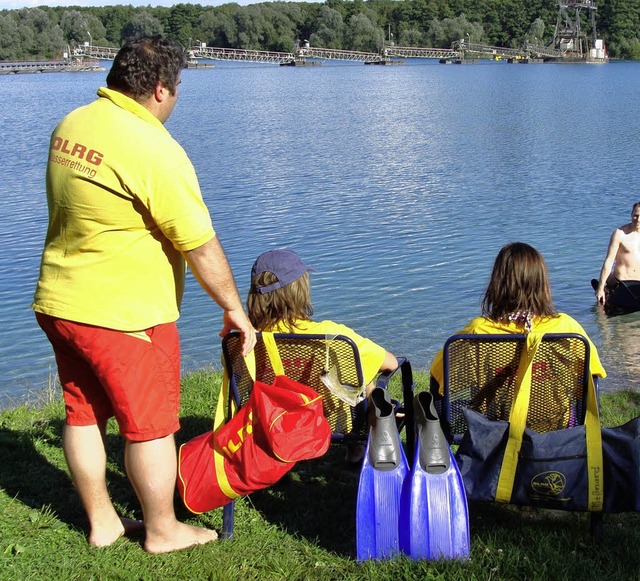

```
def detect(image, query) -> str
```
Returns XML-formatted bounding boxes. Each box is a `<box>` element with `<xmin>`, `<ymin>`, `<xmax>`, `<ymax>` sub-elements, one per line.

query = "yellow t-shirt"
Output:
<box><xmin>33</xmin><ymin>88</ymin><xmax>215</xmax><ymax>331</ymax></box>
<box><xmin>269</xmin><ymin>319</ymin><xmax>387</xmax><ymax>384</ymax></box>
<box><xmin>429</xmin><ymin>313</ymin><xmax>606</xmax><ymax>389</ymax></box>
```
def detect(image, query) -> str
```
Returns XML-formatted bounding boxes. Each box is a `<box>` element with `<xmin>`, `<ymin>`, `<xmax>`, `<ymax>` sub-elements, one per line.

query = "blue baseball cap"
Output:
<box><xmin>251</xmin><ymin>249</ymin><xmax>314</xmax><ymax>294</ymax></box>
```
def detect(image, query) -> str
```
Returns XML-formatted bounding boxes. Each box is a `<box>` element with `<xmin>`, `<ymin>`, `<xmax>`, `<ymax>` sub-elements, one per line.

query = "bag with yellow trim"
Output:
<box><xmin>454</xmin><ymin>333</ymin><xmax>614</xmax><ymax>512</ymax></box>
<box><xmin>177</xmin><ymin>339</ymin><xmax>331</xmax><ymax>514</ymax></box>
<box><xmin>456</xmin><ymin>410</ymin><xmax>640</xmax><ymax>512</ymax></box>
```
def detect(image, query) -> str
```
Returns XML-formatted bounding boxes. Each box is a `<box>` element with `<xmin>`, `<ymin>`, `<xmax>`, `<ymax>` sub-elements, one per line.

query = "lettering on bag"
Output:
<box><xmin>530</xmin><ymin>470</ymin><xmax>567</xmax><ymax>498</ymax></box>
<box><xmin>221</xmin><ymin>411</ymin><xmax>254</xmax><ymax>459</ymax></box>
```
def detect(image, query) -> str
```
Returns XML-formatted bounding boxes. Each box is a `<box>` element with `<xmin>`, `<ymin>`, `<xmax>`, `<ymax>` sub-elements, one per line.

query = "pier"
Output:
<box><xmin>0</xmin><ymin>58</ymin><xmax>104</xmax><ymax>75</ymax></box>
<box><xmin>70</xmin><ymin>42</ymin><xmax>583</xmax><ymax>67</ymax></box>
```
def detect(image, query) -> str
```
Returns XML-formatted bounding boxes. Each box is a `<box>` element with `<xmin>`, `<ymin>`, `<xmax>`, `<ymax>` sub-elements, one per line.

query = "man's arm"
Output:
<box><xmin>596</xmin><ymin>229</ymin><xmax>622</xmax><ymax>304</ymax></box>
<box><xmin>183</xmin><ymin>236</ymin><xmax>256</xmax><ymax>355</ymax></box>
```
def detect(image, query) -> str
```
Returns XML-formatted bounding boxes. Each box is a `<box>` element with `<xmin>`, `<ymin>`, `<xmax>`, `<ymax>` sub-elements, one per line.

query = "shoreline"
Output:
<box><xmin>2</xmin><ymin>368</ymin><xmax>638</xmax><ymax>427</ymax></box>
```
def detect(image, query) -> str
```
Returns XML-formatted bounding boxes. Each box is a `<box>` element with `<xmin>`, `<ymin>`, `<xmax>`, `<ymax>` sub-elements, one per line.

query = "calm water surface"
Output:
<box><xmin>2</xmin><ymin>59</ymin><xmax>640</xmax><ymax>406</ymax></box>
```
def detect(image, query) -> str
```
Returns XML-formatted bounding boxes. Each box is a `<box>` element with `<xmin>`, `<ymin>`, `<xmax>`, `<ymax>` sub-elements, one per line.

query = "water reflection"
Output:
<box><xmin>594</xmin><ymin>307</ymin><xmax>640</xmax><ymax>389</ymax></box>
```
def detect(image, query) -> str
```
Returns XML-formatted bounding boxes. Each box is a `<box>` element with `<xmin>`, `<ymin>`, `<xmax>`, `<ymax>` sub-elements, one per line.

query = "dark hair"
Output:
<box><xmin>481</xmin><ymin>242</ymin><xmax>557</xmax><ymax>320</ymax></box>
<box><xmin>106</xmin><ymin>36</ymin><xmax>187</xmax><ymax>100</ymax></box>
<box><xmin>632</xmin><ymin>202</ymin><xmax>640</xmax><ymax>212</ymax></box>
<box><xmin>247</xmin><ymin>272</ymin><xmax>314</xmax><ymax>332</ymax></box>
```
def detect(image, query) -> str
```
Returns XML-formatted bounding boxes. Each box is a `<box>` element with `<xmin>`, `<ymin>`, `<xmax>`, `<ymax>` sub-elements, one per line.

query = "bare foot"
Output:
<box><xmin>144</xmin><ymin>522</ymin><xmax>218</xmax><ymax>554</ymax></box>
<box><xmin>89</xmin><ymin>515</ymin><xmax>143</xmax><ymax>548</ymax></box>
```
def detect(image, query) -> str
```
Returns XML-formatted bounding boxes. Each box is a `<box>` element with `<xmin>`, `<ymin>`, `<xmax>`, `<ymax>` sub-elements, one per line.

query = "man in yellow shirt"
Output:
<box><xmin>33</xmin><ymin>36</ymin><xmax>255</xmax><ymax>554</ymax></box>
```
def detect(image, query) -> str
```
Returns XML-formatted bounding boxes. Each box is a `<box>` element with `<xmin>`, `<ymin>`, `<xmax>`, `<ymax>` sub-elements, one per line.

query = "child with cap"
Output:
<box><xmin>247</xmin><ymin>248</ymin><xmax>398</xmax><ymax>464</ymax></box>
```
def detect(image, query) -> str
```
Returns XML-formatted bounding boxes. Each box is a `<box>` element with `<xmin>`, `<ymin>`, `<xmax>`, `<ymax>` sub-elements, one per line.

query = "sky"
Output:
<box><xmin>0</xmin><ymin>0</ymin><xmax>309</xmax><ymax>8</ymax></box>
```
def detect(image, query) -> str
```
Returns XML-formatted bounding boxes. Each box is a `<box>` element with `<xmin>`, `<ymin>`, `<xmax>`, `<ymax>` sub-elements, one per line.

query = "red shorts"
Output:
<box><xmin>36</xmin><ymin>312</ymin><xmax>181</xmax><ymax>442</ymax></box>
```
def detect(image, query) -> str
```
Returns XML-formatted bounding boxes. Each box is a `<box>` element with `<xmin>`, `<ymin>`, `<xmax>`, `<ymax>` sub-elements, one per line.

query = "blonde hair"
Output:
<box><xmin>247</xmin><ymin>272</ymin><xmax>314</xmax><ymax>332</ymax></box>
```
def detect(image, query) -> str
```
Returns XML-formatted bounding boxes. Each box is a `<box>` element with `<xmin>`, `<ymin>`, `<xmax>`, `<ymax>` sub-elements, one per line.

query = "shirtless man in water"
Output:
<box><xmin>595</xmin><ymin>202</ymin><xmax>640</xmax><ymax>305</ymax></box>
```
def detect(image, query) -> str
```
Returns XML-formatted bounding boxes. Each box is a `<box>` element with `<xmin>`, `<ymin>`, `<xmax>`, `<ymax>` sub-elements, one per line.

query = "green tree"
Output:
<box><xmin>309</xmin><ymin>5</ymin><xmax>345</xmax><ymax>48</ymax></box>
<box><xmin>426</xmin><ymin>14</ymin><xmax>483</xmax><ymax>48</ymax></box>
<box><xmin>60</xmin><ymin>9</ymin><xmax>89</xmax><ymax>44</ymax></box>
<box><xmin>527</xmin><ymin>17</ymin><xmax>546</xmax><ymax>44</ymax></box>
<box><xmin>164</xmin><ymin>3</ymin><xmax>201</xmax><ymax>46</ymax></box>
<box><xmin>87</xmin><ymin>15</ymin><xmax>108</xmax><ymax>47</ymax></box>
<box><xmin>345</xmin><ymin>12</ymin><xmax>384</xmax><ymax>52</ymax></box>
<box><xmin>396</xmin><ymin>25</ymin><xmax>424</xmax><ymax>47</ymax></box>
<box><xmin>234</xmin><ymin>6</ymin><xmax>268</xmax><ymax>50</ymax></box>
<box><xmin>121</xmin><ymin>10</ymin><xmax>164</xmax><ymax>42</ymax></box>
<box><xmin>261</xmin><ymin>5</ymin><xmax>299</xmax><ymax>52</ymax></box>
<box><xmin>604</xmin><ymin>0</ymin><xmax>640</xmax><ymax>59</ymax></box>
<box><xmin>195</xmin><ymin>10</ymin><xmax>238</xmax><ymax>47</ymax></box>
<box><xmin>0</xmin><ymin>13</ymin><xmax>21</xmax><ymax>60</ymax></box>
<box><xmin>13</xmin><ymin>7</ymin><xmax>64</xmax><ymax>59</ymax></box>
<box><xmin>101</xmin><ymin>5</ymin><xmax>136</xmax><ymax>46</ymax></box>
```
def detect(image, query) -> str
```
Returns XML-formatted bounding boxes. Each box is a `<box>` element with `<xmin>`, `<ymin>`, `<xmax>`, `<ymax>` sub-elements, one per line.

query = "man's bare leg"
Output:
<box><xmin>125</xmin><ymin>434</ymin><xmax>217</xmax><ymax>554</ymax></box>
<box><xmin>62</xmin><ymin>424</ymin><xmax>142</xmax><ymax>547</ymax></box>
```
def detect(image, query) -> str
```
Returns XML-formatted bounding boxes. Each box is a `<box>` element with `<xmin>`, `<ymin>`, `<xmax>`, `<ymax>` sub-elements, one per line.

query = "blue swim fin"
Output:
<box><xmin>400</xmin><ymin>391</ymin><xmax>470</xmax><ymax>560</ymax></box>
<box><xmin>356</xmin><ymin>387</ymin><xmax>409</xmax><ymax>561</ymax></box>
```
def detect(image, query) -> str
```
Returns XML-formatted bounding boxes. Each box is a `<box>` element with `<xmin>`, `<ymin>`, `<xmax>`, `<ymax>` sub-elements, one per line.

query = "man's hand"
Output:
<box><xmin>220</xmin><ymin>308</ymin><xmax>256</xmax><ymax>356</ymax></box>
<box><xmin>595</xmin><ymin>288</ymin><xmax>606</xmax><ymax>305</ymax></box>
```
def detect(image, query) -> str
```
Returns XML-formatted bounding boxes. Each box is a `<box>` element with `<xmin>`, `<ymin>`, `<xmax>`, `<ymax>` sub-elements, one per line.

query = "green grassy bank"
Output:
<box><xmin>1</xmin><ymin>371</ymin><xmax>638</xmax><ymax>580</ymax></box>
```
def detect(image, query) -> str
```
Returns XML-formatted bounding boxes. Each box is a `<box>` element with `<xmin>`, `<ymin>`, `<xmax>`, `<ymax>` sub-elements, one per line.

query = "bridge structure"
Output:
<box><xmin>74</xmin><ymin>42</ymin><xmax>458</xmax><ymax>66</ymax></box>
<box><xmin>188</xmin><ymin>45</ymin><xmax>295</xmax><ymax>65</ymax></box>
<box><xmin>70</xmin><ymin>33</ymin><xmax>603</xmax><ymax>69</ymax></box>
<box><xmin>72</xmin><ymin>44</ymin><xmax>119</xmax><ymax>60</ymax></box>
<box><xmin>384</xmin><ymin>46</ymin><xmax>460</xmax><ymax>60</ymax></box>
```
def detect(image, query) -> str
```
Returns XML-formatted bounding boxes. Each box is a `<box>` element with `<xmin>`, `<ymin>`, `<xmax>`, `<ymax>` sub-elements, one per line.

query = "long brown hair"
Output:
<box><xmin>481</xmin><ymin>242</ymin><xmax>557</xmax><ymax>320</ymax></box>
<box><xmin>247</xmin><ymin>272</ymin><xmax>314</xmax><ymax>331</ymax></box>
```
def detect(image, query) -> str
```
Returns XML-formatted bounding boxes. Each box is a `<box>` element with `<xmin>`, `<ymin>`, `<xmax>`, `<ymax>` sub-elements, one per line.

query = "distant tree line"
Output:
<box><xmin>1</xmin><ymin>0</ymin><xmax>639</xmax><ymax>61</ymax></box>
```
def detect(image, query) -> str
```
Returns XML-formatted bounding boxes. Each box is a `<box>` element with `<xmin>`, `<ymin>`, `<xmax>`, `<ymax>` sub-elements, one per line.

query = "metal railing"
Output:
<box><xmin>190</xmin><ymin>46</ymin><xmax>295</xmax><ymax>65</ymax></box>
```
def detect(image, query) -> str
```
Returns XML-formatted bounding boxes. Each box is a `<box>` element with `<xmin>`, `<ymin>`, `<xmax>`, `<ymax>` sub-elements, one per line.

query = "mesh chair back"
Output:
<box><xmin>442</xmin><ymin>334</ymin><xmax>590</xmax><ymax>441</ymax></box>
<box><xmin>222</xmin><ymin>332</ymin><xmax>366</xmax><ymax>438</ymax></box>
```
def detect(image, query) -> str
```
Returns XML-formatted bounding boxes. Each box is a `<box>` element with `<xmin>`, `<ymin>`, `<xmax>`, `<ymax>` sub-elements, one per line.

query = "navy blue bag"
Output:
<box><xmin>455</xmin><ymin>409</ymin><xmax>639</xmax><ymax>513</ymax></box>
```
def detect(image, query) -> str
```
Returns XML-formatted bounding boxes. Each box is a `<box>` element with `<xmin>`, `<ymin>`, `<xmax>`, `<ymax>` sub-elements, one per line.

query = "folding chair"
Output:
<box><xmin>432</xmin><ymin>333</ymin><xmax>595</xmax><ymax>442</ymax></box>
<box><xmin>430</xmin><ymin>332</ymin><xmax>602</xmax><ymax>537</ymax></box>
<box><xmin>220</xmin><ymin>331</ymin><xmax>414</xmax><ymax>538</ymax></box>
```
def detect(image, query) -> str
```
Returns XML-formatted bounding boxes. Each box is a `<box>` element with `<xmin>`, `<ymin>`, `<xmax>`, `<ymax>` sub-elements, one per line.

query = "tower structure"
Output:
<box><xmin>553</xmin><ymin>0</ymin><xmax>602</xmax><ymax>58</ymax></box>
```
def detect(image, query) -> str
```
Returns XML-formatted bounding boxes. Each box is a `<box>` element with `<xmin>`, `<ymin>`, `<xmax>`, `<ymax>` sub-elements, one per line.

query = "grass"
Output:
<box><xmin>0</xmin><ymin>371</ymin><xmax>638</xmax><ymax>580</ymax></box>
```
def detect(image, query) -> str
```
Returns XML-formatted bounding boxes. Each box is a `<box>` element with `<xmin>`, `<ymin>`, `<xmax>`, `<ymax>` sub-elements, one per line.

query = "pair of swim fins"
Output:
<box><xmin>356</xmin><ymin>388</ymin><xmax>470</xmax><ymax>561</ymax></box>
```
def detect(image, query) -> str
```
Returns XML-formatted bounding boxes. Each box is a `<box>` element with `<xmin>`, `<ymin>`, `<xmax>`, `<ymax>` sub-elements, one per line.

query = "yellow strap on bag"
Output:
<box><xmin>584</xmin><ymin>373</ymin><xmax>604</xmax><ymax>511</ymax></box>
<box><xmin>495</xmin><ymin>333</ymin><xmax>604</xmax><ymax>511</ymax></box>
<box><xmin>212</xmin><ymin>346</ymin><xmax>259</xmax><ymax>501</ymax></box>
<box><xmin>495</xmin><ymin>333</ymin><xmax>543</xmax><ymax>502</ymax></box>
<box><xmin>261</xmin><ymin>331</ymin><xmax>285</xmax><ymax>376</ymax></box>
<box><xmin>213</xmin><ymin>334</ymin><xmax>290</xmax><ymax>501</ymax></box>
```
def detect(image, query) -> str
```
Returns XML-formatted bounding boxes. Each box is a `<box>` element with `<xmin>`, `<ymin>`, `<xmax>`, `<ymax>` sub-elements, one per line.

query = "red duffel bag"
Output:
<box><xmin>177</xmin><ymin>338</ymin><xmax>331</xmax><ymax>514</ymax></box>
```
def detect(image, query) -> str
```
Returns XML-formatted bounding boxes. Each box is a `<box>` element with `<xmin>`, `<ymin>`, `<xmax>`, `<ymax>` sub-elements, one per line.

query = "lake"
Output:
<box><xmin>2</xmin><ymin>57</ymin><xmax>640</xmax><ymax>407</ymax></box>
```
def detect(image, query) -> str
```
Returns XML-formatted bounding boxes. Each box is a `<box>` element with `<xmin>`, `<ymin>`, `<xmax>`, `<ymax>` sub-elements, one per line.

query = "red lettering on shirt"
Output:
<box><xmin>86</xmin><ymin>150</ymin><xmax>103</xmax><ymax>166</ymax></box>
<box><xmin>70</xmin><ymin>143</ymin><xmax>86</xmax><ymax>158</ymax></box>
<box><xmin>50</xmin><ymin>137</ymin><xmax>104</xmax><ymax>166</ymax></box>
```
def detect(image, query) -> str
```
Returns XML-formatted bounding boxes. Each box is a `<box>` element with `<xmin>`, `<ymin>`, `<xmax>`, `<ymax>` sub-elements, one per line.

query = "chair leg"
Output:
<box><xmin>222</xmin><ymin>501</ymin><xmax>235</xmax><ymax>539</ymax></box>
<box><xmin>590</xmin><ymin>512</ymin><xmax>603</xmax><ymax>544</ymax></box>
<box><xmin>400</xmin><ymin>360</ymin><xmax>415</xmax><ymax>461</ymax></box>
